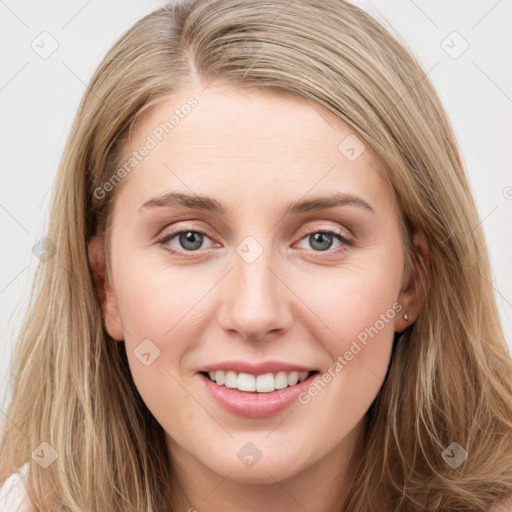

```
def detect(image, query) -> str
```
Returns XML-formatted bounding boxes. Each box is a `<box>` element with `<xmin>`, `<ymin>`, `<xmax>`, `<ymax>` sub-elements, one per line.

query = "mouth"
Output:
<box><xmin>196</xmin><ymin>360</ymin><xmax>322</xmax><ymax>418</ymax></box>
<box><xmin>198</xmin><ymin>368</ymin><xmax>320</xmax><ymax>418</ymax></box>
<box><xmin>199</xmin><ymin>369</ymin><xmax>319</xmax><ymax>393</ymax></box>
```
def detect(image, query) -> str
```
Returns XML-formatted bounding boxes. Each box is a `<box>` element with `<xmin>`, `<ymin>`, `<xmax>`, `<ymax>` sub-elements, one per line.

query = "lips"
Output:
<box><xmin>198</xmin><ymin>370</ymin><xmax>320</xmax><ymax>418</ymax></box>
<box><xmin>196</xmin><ymin>360</ymin><xmax>321</xmax><ymax>418</ymax></box>
<box><xmin>197</xmin><ymin>360</ymin><xmax>318</xmax><ymax>394</ymax></box>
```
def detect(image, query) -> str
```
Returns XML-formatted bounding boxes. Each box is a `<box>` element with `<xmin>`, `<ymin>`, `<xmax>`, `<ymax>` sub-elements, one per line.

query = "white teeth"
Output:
<box><xmin>256</xmin><ymin>373</ymin><xmax>275</xmax><ymax>392</ymax></box>
<box><xmin>288</xmin><ymin>371</ymin><xmax>299</xmax><ymax>386</ymax></box>
<box><xmin>298</xmin><ymin>371</ymin><xmax>309</xmax><ymax>382</ymax></box>
<box><xmin>275</xmin><ymin>371</ymin><xmax>289</xmax><ymax>389</ymax></box>
<box><xmin>206</xmin><ymin>369</ymin><xmax>312</xmax><ymax>392</ymax></box>
<box><xmin>215</xmin><ymin>371</ymin><xmax>225</xmax><ymax>385</ymax></box>
<box><xmin>225</xmin><ymin>371</ymin><xmax>238</xmax><ymax>388</ymax></box>
<box><xmin>237</xmin><ymin>372</ymin><xmax>255</xmax><ymax>392</ymax></box>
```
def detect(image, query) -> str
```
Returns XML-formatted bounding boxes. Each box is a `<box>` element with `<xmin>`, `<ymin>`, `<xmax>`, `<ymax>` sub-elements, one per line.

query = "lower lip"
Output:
<box><xmin>198</xmin><ymin>372</ymin><xmax>319</xmax><ymax>418</ymax></box>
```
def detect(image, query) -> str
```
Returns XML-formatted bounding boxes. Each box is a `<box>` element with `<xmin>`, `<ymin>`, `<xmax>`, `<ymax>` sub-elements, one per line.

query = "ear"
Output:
<box><xmin>88</xmin><ymin>236</ymin><xmax>124</xmax><ymax>341</ymax></box>
<box><xmin>395</xmin><ymin>230</ymin><xmax>430</xmax><ymax>333</ymax></box>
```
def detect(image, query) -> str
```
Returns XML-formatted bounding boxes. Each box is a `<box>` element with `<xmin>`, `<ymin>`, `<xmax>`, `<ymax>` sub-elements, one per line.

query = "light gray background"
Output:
<box><xmin>1</xmin><ymin>1</ymin><xmax>511</xmax><ymax>412</ymax></box>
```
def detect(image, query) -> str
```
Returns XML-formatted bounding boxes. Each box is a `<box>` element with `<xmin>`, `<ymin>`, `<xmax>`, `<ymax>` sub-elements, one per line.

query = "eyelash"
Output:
<box><xmin>156</xmin><ymin>224</ymin><xmax>354</xmax><ymax>258</ymax></box>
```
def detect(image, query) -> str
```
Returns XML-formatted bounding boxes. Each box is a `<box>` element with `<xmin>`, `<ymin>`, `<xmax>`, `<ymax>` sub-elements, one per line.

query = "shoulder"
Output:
<box><xmin>0</xmin><ymin>462</ymin><xmax>36</xmax><ymax>512</ymax></box>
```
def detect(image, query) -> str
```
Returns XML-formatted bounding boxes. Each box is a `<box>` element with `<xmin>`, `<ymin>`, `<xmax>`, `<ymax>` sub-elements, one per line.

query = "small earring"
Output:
<box><xmin>403</xmin><ymin>312</ymin><xmax>409</xmax><ymax>321</ymax></box>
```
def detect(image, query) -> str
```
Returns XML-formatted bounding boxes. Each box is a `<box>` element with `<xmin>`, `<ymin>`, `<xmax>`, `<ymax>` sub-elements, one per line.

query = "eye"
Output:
<box><xmin>157</xmin><ymin>229</ymin><xmax>216</xmax><ymax>256</ymax></box>
<box><xmin>296</xmin><ymin>229</ymin><xmax>353</xmax><ymax>252</ymax></box>
<box><xmin>156</xmin><ymin>225</ymin><xmax>354</xmax><ymax>258</ymax></box>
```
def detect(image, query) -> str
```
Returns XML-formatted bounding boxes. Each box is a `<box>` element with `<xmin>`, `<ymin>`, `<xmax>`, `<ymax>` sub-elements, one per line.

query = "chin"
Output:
<box><xmin>206</xmin><ymin>447</ymin><xmax>307</xmax><ymax>484</ymax></box>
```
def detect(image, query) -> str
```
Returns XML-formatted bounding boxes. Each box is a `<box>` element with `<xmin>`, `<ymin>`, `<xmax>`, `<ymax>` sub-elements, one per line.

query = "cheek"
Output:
<box><xmin>112</xmin><ymin>264</ymin><xmax>202</xmax><ymax>430</ymax></box>
<box><xmin>299</xmin><ymin>256</ymin><xmax>402</xmax><ymax>348</ymax></box>
<box><xmin>111</xmin><ymin>255</ymin><xmax>224</xmax><ymax>402</ymax></box>
<box><xmin>114</xmin><ymin>256</ymin><xmax>210</xmax><ymax>342</ymax></box>
<box><xmin>293</xmin><ymin>279</ymin><xmax>399</xmax><ymax>440</ymax></box>
<box><xmin>293</xmin><ymin>252</ymin><xmax>403</xmax><ymax>409</ymax></box>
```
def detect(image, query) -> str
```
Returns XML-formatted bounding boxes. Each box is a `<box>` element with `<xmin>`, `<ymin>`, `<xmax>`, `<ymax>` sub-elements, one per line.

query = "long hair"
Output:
<box><xmin>1</xmin><ymin>1</ymin><xmax>511</xmax><ymax>510</ymax></box>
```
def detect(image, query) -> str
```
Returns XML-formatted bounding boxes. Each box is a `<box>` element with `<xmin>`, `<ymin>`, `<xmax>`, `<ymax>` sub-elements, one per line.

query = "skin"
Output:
<box><xmin>88</xmin><ymin>81</ymin><xmax>428</xmax><ymax>512</ymax></box>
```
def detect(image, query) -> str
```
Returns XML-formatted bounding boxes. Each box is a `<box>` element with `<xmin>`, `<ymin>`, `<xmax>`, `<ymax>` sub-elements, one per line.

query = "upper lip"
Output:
<box><xmin>198</xmin><ymin>360</ymin><xmax>317</xmax><ymax>376</ymax></box>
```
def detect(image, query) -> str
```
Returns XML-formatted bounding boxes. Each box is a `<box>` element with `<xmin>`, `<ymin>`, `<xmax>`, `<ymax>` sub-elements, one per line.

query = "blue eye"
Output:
<box><xmin>158</xmin><ymin>230</ymin><xmax>215</xmax><ymax>253</ymax></box>
<box><xmin>297</xmin><ymin>230</ymin><xmax>352</xmax><ymax>252</ymax></box>
<box><xmin>157</xmin><ymin>227</ymin><xmax>353</xmax><ymax>258</ymax></box>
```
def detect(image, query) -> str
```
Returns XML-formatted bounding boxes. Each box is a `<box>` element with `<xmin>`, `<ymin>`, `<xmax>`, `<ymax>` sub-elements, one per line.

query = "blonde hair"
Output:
<box><xmin>1</xmin><ymin>1</ymin><xmax>511</xmax><ymax>510</ymax></box>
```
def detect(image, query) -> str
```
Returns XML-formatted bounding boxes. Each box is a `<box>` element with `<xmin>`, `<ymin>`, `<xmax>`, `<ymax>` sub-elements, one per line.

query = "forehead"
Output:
<box><xmin>113</xmin><ymin>83</ymin><xmax>393</xmax><ymax>217</ymax></box>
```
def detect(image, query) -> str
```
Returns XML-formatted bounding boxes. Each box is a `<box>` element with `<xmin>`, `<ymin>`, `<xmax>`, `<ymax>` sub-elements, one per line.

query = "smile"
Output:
<box><xmin>198</xmin><ymin>370</ymin><xmax>320</xmax><ymax>418</ymax></box>
<box><xmin>202</xmin><ymin>370</ymin><xmax>313</xmax><ymax>393</ymax></box>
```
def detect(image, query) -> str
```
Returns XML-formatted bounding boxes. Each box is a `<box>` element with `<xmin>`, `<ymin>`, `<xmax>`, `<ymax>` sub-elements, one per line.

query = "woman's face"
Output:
<box><xmin>91</xmin><ymin>83</ymin><xmax>417</xmax><ymax>486</ymax></box>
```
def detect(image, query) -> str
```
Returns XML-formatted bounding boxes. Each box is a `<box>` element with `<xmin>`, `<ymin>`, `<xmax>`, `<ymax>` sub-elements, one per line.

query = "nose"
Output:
<box><xmin>217</xmin><ymin>245</ymin><xmax>293</xmax><ymax>342</ymax></box>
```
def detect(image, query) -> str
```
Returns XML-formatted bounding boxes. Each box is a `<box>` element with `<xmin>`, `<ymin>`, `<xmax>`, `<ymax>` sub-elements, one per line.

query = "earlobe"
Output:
<box><xmin>395</xmin><ymin>230</ymin><xmax>430</xmax><ymax>333</ymax></box>
<box><xmin>88</xmin><ymin>236</ymin><xmax>124</xmax><ymax>341</ymax></box>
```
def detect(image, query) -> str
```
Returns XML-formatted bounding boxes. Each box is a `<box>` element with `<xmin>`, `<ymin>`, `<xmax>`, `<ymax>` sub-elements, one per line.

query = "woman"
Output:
<box><xmin>1</xmin><ymin>0</ymin><xmax>511</xmax><ymax>510</ymax></box>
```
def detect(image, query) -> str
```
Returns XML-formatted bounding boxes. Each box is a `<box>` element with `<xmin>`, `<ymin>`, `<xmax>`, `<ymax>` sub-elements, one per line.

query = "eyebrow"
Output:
<box><xmin>138</xmin><ymin>191</ymin><xmax>375</xmax><ymax>215</ymax></box>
